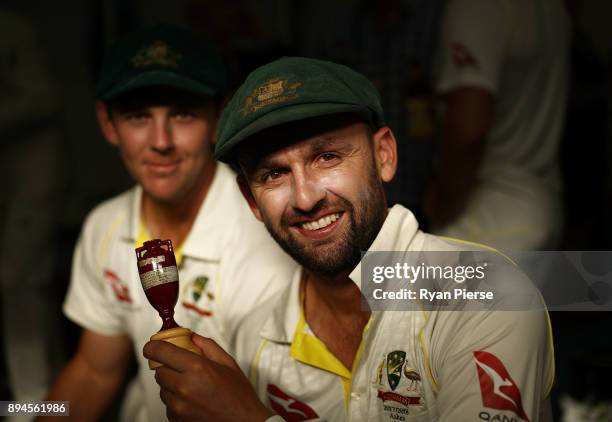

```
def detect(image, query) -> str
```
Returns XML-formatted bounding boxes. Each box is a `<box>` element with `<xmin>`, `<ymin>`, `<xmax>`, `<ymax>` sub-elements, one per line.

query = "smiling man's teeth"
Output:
<box><xmin>301</xmin><ymin>213</ymin><xmax>341</xmax><ymax>231</ymax></box>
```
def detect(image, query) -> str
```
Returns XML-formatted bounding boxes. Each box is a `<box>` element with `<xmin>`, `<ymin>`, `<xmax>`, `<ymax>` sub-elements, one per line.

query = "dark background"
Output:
<box><xmin>1</xmin><ymin>0</ymin><xmax>611</xmax><ymax>420</ymax></box>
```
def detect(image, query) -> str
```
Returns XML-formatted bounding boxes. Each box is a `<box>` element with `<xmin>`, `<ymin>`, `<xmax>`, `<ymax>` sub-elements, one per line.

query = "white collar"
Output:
<box><xmin>120</xmin><ymin>163</ymin><xmax>244</xmax><ymax>261</ymax></box>
<box><xmin>348</xmin><ymin>205</ymin><xmax>419</xmax><ymax>289</ymax></box>
<box><xmin>260</xmin><ymin>204</ymin><xmax>420</xmax><ymax>343</ymax></box>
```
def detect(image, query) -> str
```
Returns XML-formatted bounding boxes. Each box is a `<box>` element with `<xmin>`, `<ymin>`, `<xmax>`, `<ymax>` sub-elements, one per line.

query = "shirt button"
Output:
<box><xmin>350</xmin><ymin>392</ymin><xmax>361</xmax><ymax>401</ymax></box>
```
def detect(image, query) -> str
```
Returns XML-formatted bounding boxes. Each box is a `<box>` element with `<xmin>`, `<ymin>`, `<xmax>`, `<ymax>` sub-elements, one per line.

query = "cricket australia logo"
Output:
<box><xmin>181</xmin><ymin>275</ymin><xmax>213</xmax><ymax>317</ymax></box>
<box><xmin>131</xmin><ymin>40</ymin><xmax>181</xmax><ymax>68</ymax></box>
<box><xmin>242</xmin><ymin>78</ymin><xmax>302</xmax><ymax>115</ymax></box>
<box><xmin>387</xmin><ymin>350</ymin><xmax>406</xmax><ymax>391</ymax></box>
<box><xmin>191</xmin><ymin>275</ymin><xmax>210</xmax><ymax>302</ymax></box>
<box><xmin>376</xmin><ymin>351</ymin><xmax>424</xmax><ymax>411</ymax></box>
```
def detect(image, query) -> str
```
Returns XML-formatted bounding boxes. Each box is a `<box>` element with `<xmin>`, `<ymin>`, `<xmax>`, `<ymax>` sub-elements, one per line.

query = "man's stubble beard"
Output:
<box><xmin>262</xmin><ymin>160</ymin><xmax>388</xmax><ymax>278</ymax></box>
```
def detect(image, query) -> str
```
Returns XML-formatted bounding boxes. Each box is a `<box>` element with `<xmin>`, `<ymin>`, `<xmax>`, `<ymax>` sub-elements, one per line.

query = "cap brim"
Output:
<box><xmin>99</xmin><ymin>70</ymin><xmax>217</xmax><ymax>100</ymax></box>
<box><xmin>214</xmin><ymin>102</ymin><xmax>372</xmax><ymax>163</ymax></box>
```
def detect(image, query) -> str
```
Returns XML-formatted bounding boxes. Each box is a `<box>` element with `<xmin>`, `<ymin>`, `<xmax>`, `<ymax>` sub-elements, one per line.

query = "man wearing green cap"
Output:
<box><xmin>43</xmin><ymin>25</ymin><xmax>294</xmax><ymax>422</ymax></box>
<box><xmin>145</xmin><ymin>57</ymin><xmax>554</xmax><ymax>421</ymax></box>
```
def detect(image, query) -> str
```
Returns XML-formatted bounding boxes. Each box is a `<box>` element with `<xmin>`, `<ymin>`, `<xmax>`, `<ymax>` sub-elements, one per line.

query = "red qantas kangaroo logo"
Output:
<box><xmin>267</xmin><ymin>384</ymin><xmax>318</xmax><ymax>421</ymax></box>
<box><xmin>474</xmin><ymin>351</ymin><xmax>529</xmax><ymax>421</ymax></box>
<box><xmin>104</xmin><ymin>270</ymin><xmax>132</xmax><ymax>303</ymax></box>
<box><xmin>451</xmin><ymin>42</ymin><xmax>479</xmax><ymax>68</ymax></box>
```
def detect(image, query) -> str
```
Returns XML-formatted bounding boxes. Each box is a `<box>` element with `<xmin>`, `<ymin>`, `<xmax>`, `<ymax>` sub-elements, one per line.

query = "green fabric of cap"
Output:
<box><xmin>214</xmin><ymin>57</ymin><xmax>385</xmax><ymax>163</ymax></box>
<box><xmin>96</xmin><ymin>24</ymin><xmax>227</xmax><ymax>100</ymax></box>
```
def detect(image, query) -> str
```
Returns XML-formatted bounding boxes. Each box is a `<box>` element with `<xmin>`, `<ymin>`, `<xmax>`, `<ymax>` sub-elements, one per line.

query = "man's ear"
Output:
<box><xmin>95</xmin><ymin>101</ymin><xmax>120</xmax><ymax>147</ymax></box>
<box><xmin>237</xmin><ymin>174</ymin><xmax>263</xmax><ymax>222</ymax></box>
<box><xmin>372</xmin><ymin>126</ymin><xmax>398</xmax><ymax>183</ymax></box>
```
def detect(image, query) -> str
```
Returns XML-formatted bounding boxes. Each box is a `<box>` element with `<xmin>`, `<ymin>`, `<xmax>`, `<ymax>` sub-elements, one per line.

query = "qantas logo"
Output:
<box><xmin>474</xmin><ymin>351</ymin><xmax>529</xmax><ymax>421</ymax></box>
<box><xmin>267</xmin><ymin>384</ymin><xmax>319</xmax><ymax>421</ymax></box>
<box><xmin>104</xmin><ymin>270</ymin><xmax>132</xmax><ymax>303</ymax></box>
<box><xmin>451</xmin><ymin>42</ymin><xmax>479</xmax><ymax>68</ymax></box>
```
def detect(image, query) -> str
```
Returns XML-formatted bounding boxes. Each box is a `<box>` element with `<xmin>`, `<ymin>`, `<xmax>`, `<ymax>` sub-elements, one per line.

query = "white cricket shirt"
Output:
<box><xmin>233</xmin><ymin>205</ymin><xmax>554</xmax><ymax>421</ymax></box>
<box><xmin>436</xmin><ymin>0</ymin><xmax>569</xmax><ymax>187</ymax></box>
<box><xmin>433</xmin><ymin>0</ymin><xmax>570</xmax><ymax>249</ymax></box>
<box><xmin>64</xmin><ymin>163</ymin><xmax>297</xmax><ymax>422</ymax></box>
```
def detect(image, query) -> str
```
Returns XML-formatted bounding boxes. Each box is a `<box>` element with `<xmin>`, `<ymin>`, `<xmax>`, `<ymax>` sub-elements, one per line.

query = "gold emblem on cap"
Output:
<box><xmin>243</xmin><ymin>78</ymin><xmax>302</xmax><ymax>115</ymax></box>
<box><xmin>131</xmin><ymin>40</ymin><xmax>182</xmax><ymax>68</ymax></box>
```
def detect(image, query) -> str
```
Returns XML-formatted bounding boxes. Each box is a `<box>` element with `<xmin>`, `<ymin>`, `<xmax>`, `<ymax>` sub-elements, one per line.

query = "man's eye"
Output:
<box><xmin>319</xmin><ymin>152</ymin><xmax>339</xmax><ymax>162</ymax></box>
<box><xmin>125</xmin><ymin>112</ymin><xmax>148</xmax><ymax>122</ymax></box>
<box><xmin>173</xmin><ymin>110</ymin><xmax>197</xmax><ymax>120</ymax></box>
<box><xmin>262</xmin><ymin>170</ymin><xmax>283</xmax><ymax>182</ymax></box>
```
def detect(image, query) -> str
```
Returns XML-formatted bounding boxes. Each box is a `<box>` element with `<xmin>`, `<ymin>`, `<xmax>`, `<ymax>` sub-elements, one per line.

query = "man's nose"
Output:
<box><xmin>290</xmin><ymin>171</ymin><xmax>326</xmax><ymax>212</ymax></box>
<box><xmin>150</xmin><ymin>118</ymin><xmax>173</xmax><ymax>153</ymax></box>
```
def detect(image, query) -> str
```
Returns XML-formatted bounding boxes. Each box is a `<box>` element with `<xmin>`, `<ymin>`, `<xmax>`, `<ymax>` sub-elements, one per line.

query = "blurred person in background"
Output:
<box><xmin>42</xmin><ymin>24</ymin><xmax>294</xmax><ymax>422</ymax></box>
<box><xmin>425</xmin><ymin>0</ymin><xmax>570</xmax><ymax>250</ymax></box>
<box><xmin>0</xmin><ymin>9</ymin><xmax>68</xmax><ymax>406</ymax></box>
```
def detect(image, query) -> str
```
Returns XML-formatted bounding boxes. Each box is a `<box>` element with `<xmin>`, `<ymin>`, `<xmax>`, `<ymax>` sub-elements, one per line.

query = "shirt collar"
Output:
<box><xmin>348</xmin><ymin>204</ymin><xmax>419</xmax><ymax>289</ymax></box>
<box><xmin>180</xmin><ymin>163</ymin><xmax>243</xmax><ymax>261</ymax></box>
<box><xmin>259</xmin><ymin>267</ymin><xmax>303</xmax><ymax>344</ymax></box>
<box><xmin>118</xmin><ymin>185</ymin><xmax>142</xmax><ymax>242</ymax></box>
<box><xmin>259</xmin><ymin>204</ymin><xmax>419</xmax><ymax>343</ymax></box>
<box><xmin>121</xmin><ymin>163</ymin><xmax>243</xmax><ymax>262</ymax></box>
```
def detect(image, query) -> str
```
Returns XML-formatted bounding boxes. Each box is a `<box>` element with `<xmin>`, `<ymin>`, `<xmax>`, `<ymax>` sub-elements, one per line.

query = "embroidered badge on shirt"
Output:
<box><xmin>375</xmin><ymin>351</ymin><xmax>425</xmax><ymax>416</ymax></box>
<box><xmin>181</xmin><ymin>275</ymin><xmax>213</xmax><ymax>317</ymax></box>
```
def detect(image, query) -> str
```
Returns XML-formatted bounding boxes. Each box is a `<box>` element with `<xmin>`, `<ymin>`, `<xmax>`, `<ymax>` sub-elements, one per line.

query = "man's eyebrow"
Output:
<box><xmin>246</xmin><ymin>134</ymin><xmax>349</xmax><ymax>175</ymax></box>
<box><xmin>307</xmin><ymin>136</ymin><xmax>344</xmax><ymax>154</ymax></box>
<box><xmin>250</xmin><ymin>156</ymin><xmax>285</xmax><ymax>174</ymax></box>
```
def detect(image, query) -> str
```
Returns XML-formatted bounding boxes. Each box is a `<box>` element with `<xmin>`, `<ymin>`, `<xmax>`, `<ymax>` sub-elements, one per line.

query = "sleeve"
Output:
<box><xmin>435</xmin><ymin>0</ymin><xmax>509</xmax><ymax>95</ymax></box>
<box><xmin>63</xmin><ymin>215</ymin><xmax>126</xmax><ymax>337</ymax></box>
<box><xmin>427</xmin><ymin>308</ymin><xmax>554</xmax><ymax>422</ymax></box>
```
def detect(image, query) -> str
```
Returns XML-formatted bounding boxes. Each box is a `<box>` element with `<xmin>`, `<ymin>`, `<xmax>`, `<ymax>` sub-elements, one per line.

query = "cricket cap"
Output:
<box><xmin>96</xmin><ymin>24</ymin><xmax>227</xmax><ymax>100</ymax></box>
<box><xmin>214</xmin><ymin>57</ymin><xmax>384</xmax><ymax>163</ymax></box>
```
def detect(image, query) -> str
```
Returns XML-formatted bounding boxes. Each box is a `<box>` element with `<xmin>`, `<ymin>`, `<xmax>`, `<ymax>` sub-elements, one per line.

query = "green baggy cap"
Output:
<box><xmin>96</xmin><ymin>24</ymin><xmax>227</xmax><ymax>100</ymax></box>
<box><xmin>214</xmin><ymin>57</ymin><xmax>385</xmax><ymax>163</ymax></box>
